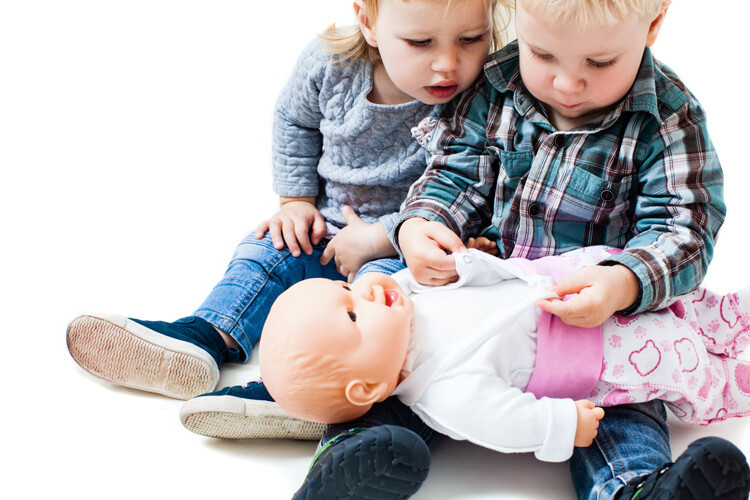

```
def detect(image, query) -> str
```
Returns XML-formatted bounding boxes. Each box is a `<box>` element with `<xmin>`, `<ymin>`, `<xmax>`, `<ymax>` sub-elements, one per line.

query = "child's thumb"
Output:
<box><xmin>341</xmin><ymin>205</ymin><xmax>362</xmax><ymax>224</ymax></box>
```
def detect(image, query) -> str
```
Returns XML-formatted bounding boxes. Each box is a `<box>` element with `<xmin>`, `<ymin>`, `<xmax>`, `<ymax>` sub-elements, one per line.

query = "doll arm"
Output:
<box><xmin>409</xmin><ymin>371</ymin><xmax>579</xmax><ymax>462</ymax></box>
<box><xmin>574</xmin><ymin>400</ymin><xmax>605</xmax><ymax>447</ymax></box>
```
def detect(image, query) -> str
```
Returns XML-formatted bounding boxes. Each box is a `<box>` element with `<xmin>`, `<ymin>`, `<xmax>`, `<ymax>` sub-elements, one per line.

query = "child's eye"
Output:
<box><xmin>587</xmin><ymin>58</ymin><xmax>616</xmax><ymax>70</ymax></box>
<box><xmin>347</xmin><ymin>311</ymin><xmax>357</xmax><ymax>322</ymax></box>
<box><xmin>460</xmin><ymin>35</ymin><xmax>485</xmax><ymax>44</ymax></box>
<box><xmin>530</xmin><ymin>50</ymin><xmax>553</xmax><ymax>62</ymax></box>
<box><xmin>405</xmin><ymin>38</ymin><xmax>431</xmax><ymax>48</ymax></box>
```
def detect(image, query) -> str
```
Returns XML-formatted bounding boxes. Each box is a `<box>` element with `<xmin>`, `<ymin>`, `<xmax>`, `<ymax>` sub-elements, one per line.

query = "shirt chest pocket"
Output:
<box><xmin>556</xmin><ymin>168</ymin><xmax>632</xmax><ymax>225</ymax></box>
<box><xmin>496</xmin><ymin>150</ymin><xmax>533</xmax><ymax>202</ymax></box>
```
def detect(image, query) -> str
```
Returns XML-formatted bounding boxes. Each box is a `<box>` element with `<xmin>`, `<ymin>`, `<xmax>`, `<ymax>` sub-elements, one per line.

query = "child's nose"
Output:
<box><xmin>431</xmin><ymin>46</ymin><xmax>459</xmax><ymax>74</ymax></box>
<box><xmin>553</xmin><ymin>72</ymin><xmax>585</xmax><ymax>94</ymax></box>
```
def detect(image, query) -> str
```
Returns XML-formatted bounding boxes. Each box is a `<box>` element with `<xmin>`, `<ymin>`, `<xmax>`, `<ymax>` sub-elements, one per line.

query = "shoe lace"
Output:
<box><xmin>620</xmin><ymin>464</ymin><xmax>672</xmax><ymax>499</ymax></box>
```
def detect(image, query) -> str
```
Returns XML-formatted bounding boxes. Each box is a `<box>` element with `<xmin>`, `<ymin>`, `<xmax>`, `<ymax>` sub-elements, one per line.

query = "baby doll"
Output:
<box><xmin>259</xmin><ymin>247</ymin><xmax>750</xmax><ymax>462</ymax></box>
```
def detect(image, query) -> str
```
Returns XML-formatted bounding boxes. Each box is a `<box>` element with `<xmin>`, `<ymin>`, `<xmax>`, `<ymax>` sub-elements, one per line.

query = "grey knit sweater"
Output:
<box><xmin>271</xmin><ymin>39</ymin><xmax>437</xmax><ymax>239</ymax></box>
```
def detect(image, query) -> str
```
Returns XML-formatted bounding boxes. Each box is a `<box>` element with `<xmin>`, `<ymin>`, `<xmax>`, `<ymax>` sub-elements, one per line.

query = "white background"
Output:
<box><xmin>2</xmin><ymin>1</ymin><xmax>750</xmax><ymax>498</ymax></box>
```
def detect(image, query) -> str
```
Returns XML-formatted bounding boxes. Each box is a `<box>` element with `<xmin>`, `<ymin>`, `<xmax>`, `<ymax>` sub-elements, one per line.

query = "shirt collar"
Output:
<box><xmin>483</xmin><ymin>40</ymin><xmax>666</xmax><ymax>129</ymax></box>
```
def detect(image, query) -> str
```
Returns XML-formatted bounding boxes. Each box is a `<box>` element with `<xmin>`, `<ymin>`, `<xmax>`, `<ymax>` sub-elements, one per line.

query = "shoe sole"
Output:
<box><xmin>180</xmin><ymin>395</ymin><xmax>325</xmax><ymax>440</ymax></box>
<box><xmin>635</xmin><ymin>436</ymin><xmax>750</xmax><ymax>500</ymax></box>
<box><xmin>66</xmin><ymin>314</ymin><xmax>219</xmax><ymax>400</ymax></box>
<box><xmin>674</xmin><ymin>436</ymin><xmax>750</xmax><ymax>500</ymax></box>
<box><xmin>294</xmin><ymin>425</ymin><xmax>430</xmax><ymax>500</ymax></box>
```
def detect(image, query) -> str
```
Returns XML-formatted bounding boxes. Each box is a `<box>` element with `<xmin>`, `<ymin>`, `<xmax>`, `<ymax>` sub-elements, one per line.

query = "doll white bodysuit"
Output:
<box><xmin>391</xmin><ymin>247</ymin><xmax>750</xmax><ymax>462</ymax></box>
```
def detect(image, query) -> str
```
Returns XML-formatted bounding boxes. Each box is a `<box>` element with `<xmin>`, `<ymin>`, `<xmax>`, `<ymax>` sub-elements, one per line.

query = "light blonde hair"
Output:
<box><xmin>320</xmin><ymin>0</ymin><xmax>514</xmax><ymax>64</ymax></box>
<box><xmin>518</xmin><ymin>0</ymin><xmax>668</xmax><ymax>26</ymax></box>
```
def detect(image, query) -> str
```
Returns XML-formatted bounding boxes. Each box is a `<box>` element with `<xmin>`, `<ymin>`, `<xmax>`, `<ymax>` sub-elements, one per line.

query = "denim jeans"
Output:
<box><xmin>571</xmin><ymin>400</ymin><xmax>671</xmax><ymax>499</ymax></box>
<box><xmin>194</xmin><ymin>233</ymin><xmax>345</xmax><ymax>360</ymax></box>
<box><xmin>193</xmin><ymin>234</ymin><xmax>406</xmax><ymax>361</ymax></box>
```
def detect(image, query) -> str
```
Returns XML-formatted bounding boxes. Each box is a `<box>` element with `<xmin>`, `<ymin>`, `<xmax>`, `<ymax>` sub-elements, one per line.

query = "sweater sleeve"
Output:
<box><xmin>271</xmin><ymin>39</ymin><xmax>328</xmax><ymax>198</ymax></box>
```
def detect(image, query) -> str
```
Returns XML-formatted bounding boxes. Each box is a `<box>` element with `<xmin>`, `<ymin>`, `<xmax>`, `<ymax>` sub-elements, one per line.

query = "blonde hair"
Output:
<box><xmin>518</xmin><ymin>0</ymin><xmax>667</xmax><ymax>26</ymax></box>
<box><xmin>320</xmin><ymin>0</ymin><xmax>514</xmax><ymax>64</ymax></box>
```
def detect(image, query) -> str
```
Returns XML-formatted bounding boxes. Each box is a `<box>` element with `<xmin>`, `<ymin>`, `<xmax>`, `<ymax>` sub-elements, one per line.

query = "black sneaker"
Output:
<box><xmin>180</xmin><ymin>381</ymin><xmax>326</xmax><ymax>440</ymax></box>
<box><xmin>616</xmin><ymin>436</ymin><xmax>750</xmax><ymax>499</ymax></box>
<box><xmin>293</xmin><ymin>425</ymin><xmax>431</xmax><ymax>500</ymax></box>
<box><xmin>67</xmin><ymin>314</ymin><xmax>235</xmax><ymax>399</ymax></box>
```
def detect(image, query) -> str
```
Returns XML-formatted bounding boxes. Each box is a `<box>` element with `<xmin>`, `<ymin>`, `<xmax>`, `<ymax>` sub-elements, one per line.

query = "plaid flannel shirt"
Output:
<box><xmin>397</xmin><ymin>41</ymin><xmax>726</xmax><ymax>314</ymax></box>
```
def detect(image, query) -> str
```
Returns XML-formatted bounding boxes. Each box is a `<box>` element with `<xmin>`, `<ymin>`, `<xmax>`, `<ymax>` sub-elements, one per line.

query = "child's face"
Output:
<box><xmin>368</xmin><ymin>0</ymin><xmax>493</xmax><ymax>104</ymax></box>
<box><xmin>515</xmin><ymin>3</ymin><xmax>659</xmax><ymax>130</ymax></box>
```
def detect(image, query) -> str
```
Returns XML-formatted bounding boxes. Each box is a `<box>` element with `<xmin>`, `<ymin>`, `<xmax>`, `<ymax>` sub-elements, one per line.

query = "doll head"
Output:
<box><xmin>258</xmin><ymin>272</ymin><xmax>414</xmax><ymax>423</ymax></box>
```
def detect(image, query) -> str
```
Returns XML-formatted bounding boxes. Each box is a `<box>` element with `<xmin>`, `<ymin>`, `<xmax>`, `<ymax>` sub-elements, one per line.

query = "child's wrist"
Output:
<box><xmin>612</xmin><ymin>264</ymin><xmax>640</xmax><ymax>312</ymax></box>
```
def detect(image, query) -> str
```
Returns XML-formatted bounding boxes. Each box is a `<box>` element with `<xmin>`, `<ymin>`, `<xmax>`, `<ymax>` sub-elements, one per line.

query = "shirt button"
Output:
<box><xmin>553</xmin><ymin>135</ymin><xmax>565</xmax><ymax>147</ymax></box>
<box><xmin>528</xmin><ymin>203</ymin><xmax>541</xmax><ymax>217</ymax></box>
<box><xmin>601</xmin><ymin>189</ymin><xmax>615</xmax><ymax>201</ymax></box>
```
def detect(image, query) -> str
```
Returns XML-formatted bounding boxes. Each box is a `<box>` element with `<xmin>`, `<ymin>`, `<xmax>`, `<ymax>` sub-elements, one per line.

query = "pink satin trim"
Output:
<box><xmin>506</xmin><ymin>255</ymin><xmax>603</xmax><ymax>400</ymax></box>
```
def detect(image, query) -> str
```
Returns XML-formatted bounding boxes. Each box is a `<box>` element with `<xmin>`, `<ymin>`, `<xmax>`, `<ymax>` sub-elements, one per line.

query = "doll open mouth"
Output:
<box><xmin>384</xmin><ymin>290</ymin><xmax>399</xmax><ymax>307</ymax></box>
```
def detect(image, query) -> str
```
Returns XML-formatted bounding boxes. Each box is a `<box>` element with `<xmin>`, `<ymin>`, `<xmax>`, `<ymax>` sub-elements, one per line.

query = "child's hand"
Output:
<box><xmin>537</xmin><ymin>264</ymin><xmax>639</xmax><ymax>328</ymax></box>
<box><xmin>320</xmin><ymin>206</ymin><xmax>397</xmax><ymax>282</ymax></box>
<box><xmin>466</xmin><ymin>236</ymin><xmax>498</xmax><ymax>256</ymax></box>
<box><xmin>398</xmin><ymin>217</ymin><xmax>466</xmax><ymax>285</ymax></box>
<box><xmin>255</xmin><ymin>197</ymin><xmax>327</xmax><ymax>257</ymax></box>
<box><xmin>574</xmin><ymin>400</ymin><xmax>604</xmax><ymax>447</ymax></box>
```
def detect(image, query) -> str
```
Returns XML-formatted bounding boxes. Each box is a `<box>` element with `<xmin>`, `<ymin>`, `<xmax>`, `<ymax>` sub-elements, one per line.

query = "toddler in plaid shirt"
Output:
<box><xmin>321</xmin><ymin>0</ymin><xmax>740</xmax><ymax>499</ymax></box>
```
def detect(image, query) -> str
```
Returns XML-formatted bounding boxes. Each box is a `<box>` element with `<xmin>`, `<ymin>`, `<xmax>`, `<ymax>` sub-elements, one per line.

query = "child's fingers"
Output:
<box><xmin>268</xmin><ymin>220</ymin><xmax>285</xmax><ymax>249</ymax></box>
<box><xmin>428</xmin><ymin>226</ymin><xmax>467</xmax><ymax>255</ymax></box>
<box><xmin>255</xmin><ymin>220</ymin><xmax>270</xmax><ymax>239</ymax></box>
<box><xmin>281</xmin><ymin>222</ymin><xmax>302</xmax><ymax>257</ymax></box>
<box><xmin>320</xmin><ymin>242</ymin><xmax>335</xmax><ymax>266</ymax></box>
<box><xmin>310</xmin><ymin>213</ymin><xmax>328</xmax><ymax>245</ymax></box>
<box><xmin>291</xmin><ymin>217</ymin><xmax>314</xmax><ymax>255</ymax></box>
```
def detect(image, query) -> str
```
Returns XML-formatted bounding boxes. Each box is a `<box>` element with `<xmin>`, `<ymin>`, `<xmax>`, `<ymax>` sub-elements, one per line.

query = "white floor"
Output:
<box><xmin>3</xmin><ymin>1</ymin><xmax>750</xmax><ymax>498</ymax></box>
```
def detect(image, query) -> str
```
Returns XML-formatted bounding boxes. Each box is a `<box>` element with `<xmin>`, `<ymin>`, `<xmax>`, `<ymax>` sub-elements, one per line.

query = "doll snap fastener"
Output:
<box><xmin>462</xmin><ymin>254</ymin><xmax>472</xmax><ymax>264</ymax></box>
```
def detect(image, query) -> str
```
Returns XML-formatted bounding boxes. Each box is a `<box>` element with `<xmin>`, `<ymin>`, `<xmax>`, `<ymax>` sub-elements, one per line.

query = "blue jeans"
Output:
<box><xmin>194</xmin><ymin>233</ymin><xmax>342</xmax><ymax>360</ymax></box>
<box><xmin>570</xmin><ymin>400</ymin><xmax>671</xmax><ymax>499</ymax></box>
<box><xmin>193</xmin><ymin>233</ymin><xmax>405</xmax><ymax>361</ymax></box>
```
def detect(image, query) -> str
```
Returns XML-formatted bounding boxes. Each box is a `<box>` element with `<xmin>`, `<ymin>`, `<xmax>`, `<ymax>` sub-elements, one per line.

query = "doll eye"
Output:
<box><xmin>342</xmin><ymin>285</ymin><xmax>351</xmax><ymax>291</ymax></box>
<box><xmin>347</xmin><ymin>311</ymin><xmax>357</xmax><ymax>322</ymax></box>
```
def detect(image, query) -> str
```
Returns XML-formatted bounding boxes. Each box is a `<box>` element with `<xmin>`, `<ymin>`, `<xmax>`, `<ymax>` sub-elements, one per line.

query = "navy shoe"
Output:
<box><xmin>180</xmin><ymin>380</ymin><xmax>326</xmax><ymax>440</ymax></box>
<box><xmin>293</xmin><ymin>425</ymin><xmax>431</xmax><ymax>500</ymax></box>
<box><xmin>616</xmin><ymin>436</ymin><xmax>750</xmax><ymax>499</ymax></box>
<box><xmin>67</xmin><ymin>314</ymin><xmax>237</xmax><ymax>399</ymax></box>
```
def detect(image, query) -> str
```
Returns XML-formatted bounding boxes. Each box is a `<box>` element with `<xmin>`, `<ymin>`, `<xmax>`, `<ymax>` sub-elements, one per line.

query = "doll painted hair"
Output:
<box><xmin>320</xmin><ymin>0</ymin><xmax>514</xmax><ymax>64</ymax></box>
<box><xmin>518</xmin><ymin>0</ymin><xmax>669</xmax><ymax>26</ymax></box>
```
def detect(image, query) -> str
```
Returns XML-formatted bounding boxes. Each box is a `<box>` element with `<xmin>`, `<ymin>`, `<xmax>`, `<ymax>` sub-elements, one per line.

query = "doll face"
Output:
<box><xmin>315</xmin><ymin>272</ymin><xmax>415</xmax><ymax>378</ymax></box>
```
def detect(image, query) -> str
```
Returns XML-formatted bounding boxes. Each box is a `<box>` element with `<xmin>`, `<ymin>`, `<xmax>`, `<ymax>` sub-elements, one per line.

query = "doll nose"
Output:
<box><xmin>368</xmin><ymin>285</ymin><xmax>386</xmax><ymax>305</ymax></box>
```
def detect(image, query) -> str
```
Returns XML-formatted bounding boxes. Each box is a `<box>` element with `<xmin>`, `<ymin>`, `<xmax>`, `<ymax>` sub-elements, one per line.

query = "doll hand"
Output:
<box><xmin>536</xmin><ymin>265</ymin><xmax>639</xmax><ymax>328</ymax></box>
<box><xmin>574</xmin><ymin>400</ymin><xmax>604</xmax><ymax>447</ymax></box>
<box><xmin>466</xmin><ymin>236</ymin><xmax>498</xmax><ymax>256</ymax></box>
<box><xmin>320</xmin><ymin>206</ymin><xmax>396</xmax><ymax>282</ymax></box>
<box><xmin>397</xmin><ymin>217</ymin><xmax>466</xmax><ymax>286</ymax></box>
<box><xmin>255</xmin><ymin>197</ymin><xmax>328</xmax><ymax>257</ymax></box>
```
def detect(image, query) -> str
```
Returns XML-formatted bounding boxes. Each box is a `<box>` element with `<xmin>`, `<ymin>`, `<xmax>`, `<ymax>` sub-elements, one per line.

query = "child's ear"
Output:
<box><xmin>645</xmin><ymin>0</ymin><xmax>671</xmax><ymax>47</ymax></box>
<box><xmin>345</xmin><ymin>379</ymin><xmax>389</xmax><ymax>407</ymax></box>
<box><xmin>353</xmin><ymin>0</ymin><xmax>378</xmax><ymax>47</ymax></box>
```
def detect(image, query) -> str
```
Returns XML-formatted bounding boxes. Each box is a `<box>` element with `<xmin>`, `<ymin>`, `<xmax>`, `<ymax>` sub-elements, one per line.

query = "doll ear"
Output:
<box><xmin>345</xmin><ymin>379</ymin><xmax>389</xmax><ymax>407</ymax></box>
